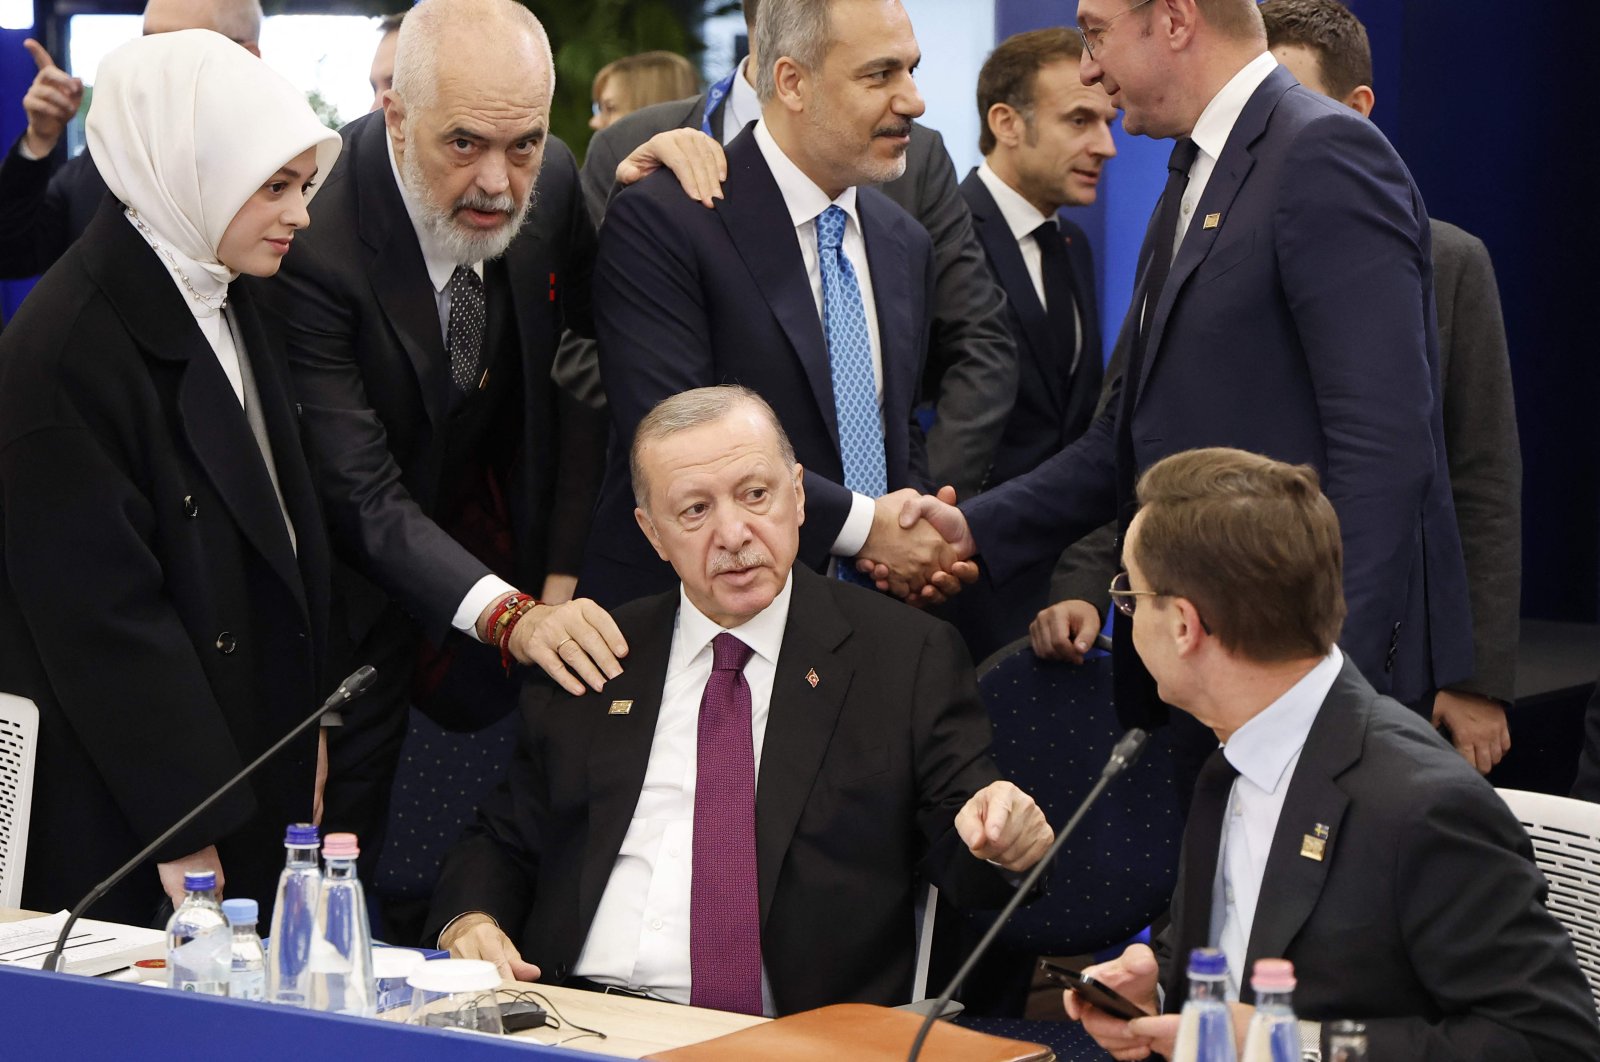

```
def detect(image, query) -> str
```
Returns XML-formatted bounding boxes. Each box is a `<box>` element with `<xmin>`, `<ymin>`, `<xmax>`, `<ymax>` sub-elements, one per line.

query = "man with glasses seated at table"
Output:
<box><xmin>1068</xmin><ymin>448</ymin><xmax>1598</xmax><ymax>1062</ymax></box>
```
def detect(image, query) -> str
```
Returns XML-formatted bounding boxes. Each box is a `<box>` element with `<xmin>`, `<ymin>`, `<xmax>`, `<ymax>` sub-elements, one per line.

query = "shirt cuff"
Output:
<box><xmin>452</xmin><ymin>574</ymin><xmax>519</xmax><ymax>641</ymax></box>
<box><xmin>16</xmin><ymin>137</ymin><xmax>42</xmax><ymax>162</ymax></box>
<box><xmin>831</xmin><ymin>491</ymin><xmax>876</xmax><ymax>558</ymax></box>
<box><xmin>436</xmin><ymin>910</ymin><xmax>499</xmax><ymax>950</ymax></box>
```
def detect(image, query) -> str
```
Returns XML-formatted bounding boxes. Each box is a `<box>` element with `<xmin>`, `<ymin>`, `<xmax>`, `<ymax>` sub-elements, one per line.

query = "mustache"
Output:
<box><xmin>874</xmin><ymin>121</ymin><xmax>913</xmax><ymax>139</ymax></box>
<box><xmin>708</xmin><ymin>548</ymin><xmax>770</xmax><ymax>575</ymax></box>
<box><xmin>453</xmin><ymin>189</ymin><xmax>517</xmax><ymax>216</ymax></box>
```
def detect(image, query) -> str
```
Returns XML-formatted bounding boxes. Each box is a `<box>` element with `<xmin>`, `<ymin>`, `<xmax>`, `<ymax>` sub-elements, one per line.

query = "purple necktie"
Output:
<box><xmin>689</xmin><ymin>632</ymin><xmax>763</xmax><ymax>1015</ymax></box>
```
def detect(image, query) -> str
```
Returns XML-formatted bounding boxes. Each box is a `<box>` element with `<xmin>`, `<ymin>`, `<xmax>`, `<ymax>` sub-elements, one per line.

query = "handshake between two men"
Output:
<box><xmin>856</xmin><ymin>486</ymin><xmax>978</xmax><ymax>604</ymax></box>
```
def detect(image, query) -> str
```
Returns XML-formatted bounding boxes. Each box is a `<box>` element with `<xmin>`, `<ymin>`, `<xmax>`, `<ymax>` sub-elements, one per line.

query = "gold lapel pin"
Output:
<box><xmin>608</xmin><ymin>700</ymin><xmax>633</xmax><ymax>716</ymax></box>
<box><xmin>805</xmin><ymin>668</ymin><xmax>819</xmax><ymax>688</ymax></box>
<box><xmin>1203</xmin><ymin>212</ymin><xmax>1221</xmax><ymax>230</ymax></box>
<box><xmin>1300</xmin><ymin>822</ymin><xmax>1330</xmax><ymax>861</ymax></box>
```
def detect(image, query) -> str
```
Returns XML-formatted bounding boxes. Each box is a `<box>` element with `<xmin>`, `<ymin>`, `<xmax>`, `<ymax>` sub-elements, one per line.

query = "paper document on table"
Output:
<box><xmin>0</xmin><ymin>910</ymin><xmax>165</xmax><ymax>976</ymax></box>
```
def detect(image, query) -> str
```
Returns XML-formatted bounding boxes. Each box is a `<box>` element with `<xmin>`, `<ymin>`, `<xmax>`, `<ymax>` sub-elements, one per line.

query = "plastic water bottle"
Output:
<box><xmin>223</xmin><ymin>898</ymin><xmax>267</xmax><ymax>1001</ymax></box>
<box><xmin>166</xmin><ymin>870</ymin><xmax>230</xmax><ymax>995</ymax></box>
<box><xmin>310</xmin><ymin>832</ymin><xmax>376</xmax><ymax>1016</ymax></box>
<box><xmin>1241</xmin><ymin>959</ymin><xmax>1299</xmax><ymax>1062</ymax></box>
<box><xmin>267</xmin><ymin>823</ymin><xmax>322</xmax><ymax>1006</ymax></box>
<box><xmin>1327</xmin><ymin>1020</ymin><xmax>1369</xmax><ymax>1061</ymax></box>
<box><xmin>1171</xmin><ymin>947</ymin><xmax>1238</xmax><ymax>1062</ymax></box>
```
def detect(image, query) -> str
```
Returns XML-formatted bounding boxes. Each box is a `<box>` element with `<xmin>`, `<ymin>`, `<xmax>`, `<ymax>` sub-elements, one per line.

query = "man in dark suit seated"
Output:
<box><xmin>1066</xmin><ymin>448</ymin><xmax>1598</xmax><ymax>1062</ymax></box>
<box><xmin>581</xmin><ymin>0</ymin><xmax>974</xmax><ymax>609</ymax></box>
<box><xmin>428</xmin><ymin>386</ymin><xmax>1053</xmax><ymax>1015</ymax></box>
<box><xmin>1259</xmin><ymin>0</ymin><xmax>1521</xmax><ymax>779</ymax></box>
<box><xmin>577</xmin><ymin>0</ymin><xmax>1017</xmax><ymax>502</ymax></box>
<box><xmin>951</xmin><ymin>27</ymin><xmax>1120</xmax><ymax>663</ymax></box>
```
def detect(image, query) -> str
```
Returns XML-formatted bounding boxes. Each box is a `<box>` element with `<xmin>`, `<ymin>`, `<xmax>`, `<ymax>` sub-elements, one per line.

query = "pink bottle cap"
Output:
<box><xmin>1251</xmin><ymin>958</ymin><xmax>1296</xmax><ymax>993</ymax></box>
<box><xmin>323</xmin><ymin>832</ymin><xmax>360</xmax><ymax>858</ymax></box>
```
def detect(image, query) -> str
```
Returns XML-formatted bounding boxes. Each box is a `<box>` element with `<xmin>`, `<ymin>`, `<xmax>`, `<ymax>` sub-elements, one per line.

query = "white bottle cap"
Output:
<box><xmin>406</xmin><ymin>958</ymin><xmax>501</xmax><ymax>993</ymax></box>
<box><xmin>373</xmin><ymin>948</ymin><xmax>426</xmax><ymax>980</ymax></box>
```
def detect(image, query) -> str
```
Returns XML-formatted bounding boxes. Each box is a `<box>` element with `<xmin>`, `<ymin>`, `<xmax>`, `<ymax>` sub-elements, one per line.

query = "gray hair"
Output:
<box><xmin>630</xmin><ymin>386</ymin><xmax>798</xmax><ymax>510</ymax></box>
<box><xmin>392</xmin><ymin>0</ymin><xmax>554</xmax><ymax>115</ymax></box>
<box><xmin>754</xmin><ymin>0</ymin><xmax>832</xmax><ymax>103</ymax></box>
<box><xmin>212</xmin><ymin>0</ymin><xmax>263</xmax><ymax>45</ymax></box>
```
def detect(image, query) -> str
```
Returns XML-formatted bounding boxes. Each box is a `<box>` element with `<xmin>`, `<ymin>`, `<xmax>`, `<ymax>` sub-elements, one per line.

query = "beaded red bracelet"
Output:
<box><xmin>484</xmin><ymin>592</ymin><xmax>540</xmax><ymax>672</ymax></box>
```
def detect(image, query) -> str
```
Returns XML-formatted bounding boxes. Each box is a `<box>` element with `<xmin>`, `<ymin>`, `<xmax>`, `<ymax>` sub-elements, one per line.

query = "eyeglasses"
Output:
<box><xmin>1077</xmin><ymin>0</ymin><xmax>1155</xmax><ymax>61</ymax></box>
<box><xmin>1108</xmin><ymin>570</ymin><xmax>1162</xmax><ymax>617</ymax></box>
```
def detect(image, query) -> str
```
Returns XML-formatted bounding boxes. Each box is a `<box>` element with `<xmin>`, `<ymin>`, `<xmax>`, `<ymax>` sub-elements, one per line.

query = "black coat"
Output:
<box><xmin>426</xmin><ymin>567</ymin><xmax>1016</xmax><ymax>1014</ymax></box>
<box><xmin>0</xmin><ymin>202</ymin><xmax>331</xmax><ymax>922</ymax></box>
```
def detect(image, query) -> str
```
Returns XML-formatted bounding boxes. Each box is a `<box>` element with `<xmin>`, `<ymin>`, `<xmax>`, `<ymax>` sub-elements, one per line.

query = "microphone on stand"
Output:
<box><xmin>42</xmin><ymin>665</ymin><xmax>378</xmax><ymax>975</ymax></box>
<box><xmin>905</xmin><ymin>727</ymin><xmax>1151</xmax><ymax>1062</ymax></box>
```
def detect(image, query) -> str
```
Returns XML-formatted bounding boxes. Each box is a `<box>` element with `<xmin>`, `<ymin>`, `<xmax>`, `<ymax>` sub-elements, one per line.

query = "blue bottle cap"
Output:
<box><xmin>284</xmin><ymin>822</ymin><xmax>320</xmax><ymax>846</ymax></box>
<box><xmin>183</xmin><ymin>870</ymin><xmax>217</xmax><ymax>892</ymax></box>
<box><xmin>1187</xmin><ymin>947</ymin><xmax>1229</xmax><ymax>977</ymax></box>
<box><xmin>221</xmin><ymin>898</ymin><xmax>258</xmax><ymax>925</ymax></box>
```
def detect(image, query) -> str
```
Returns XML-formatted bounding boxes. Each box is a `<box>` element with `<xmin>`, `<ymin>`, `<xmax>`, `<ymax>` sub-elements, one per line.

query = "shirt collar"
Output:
<box><xmin>1222</xmin><ymin>646</ymin><xmax>1343</xmax><ymax>794</ymax></box>
<box><xmin>1189</xmin><ymin>50</ymin><xmax>1278</xmax><ymax>164</ymax></box>
<box><xmin>753</xmin><ymin>118</ymin><xmax>860</xmax><ymax>232</ymax></box>
<box><xmin>722</xmin><ymin>56</ymin><xmax>763</xmax><ymax>143</ymax></box>
<box><xmin>385</xmin><ymin>128</ymin><xmax>481</xmax><ymax>295</ymax></box>
<box><xmin>976</xmin><ymin>160</ymin><xmax>1054</xmax><ymax>244</ymax></box>
<box><xmin>675</xmin><ymin>569</ymin><xmax>794</xmax><ymax>669</ymax></box>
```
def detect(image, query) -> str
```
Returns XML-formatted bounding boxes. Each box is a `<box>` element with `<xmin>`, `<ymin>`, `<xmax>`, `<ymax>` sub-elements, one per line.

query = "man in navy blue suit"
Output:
<box><xmin>581</xmin><ymin>0</ymin><xmax>969</xmax><ymax>608</ymax></box>
<box><xmin>953</xmin><ymin>26</ymin><xmax>1119</xmax><ymax>663</ymax></box>
<box><xmin>870</xmin><ymin>0</ymin><xmax>1472</xmax><ymax>742</ymax></box>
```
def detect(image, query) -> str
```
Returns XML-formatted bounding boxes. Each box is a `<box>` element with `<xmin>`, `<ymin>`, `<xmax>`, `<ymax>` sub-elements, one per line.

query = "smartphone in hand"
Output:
<box><xmin>1039</xmin><ymin>959</ymin><xmax>1154</xmax><ymax>1021</ymax></box>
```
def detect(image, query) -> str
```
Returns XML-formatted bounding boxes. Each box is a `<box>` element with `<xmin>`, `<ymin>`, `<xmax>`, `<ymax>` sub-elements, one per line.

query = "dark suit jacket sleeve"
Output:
<box><xmin>911</xmin><ymin>620</ymin><xmax>1019</xmax><ymax>909</ymax></box>
<box><xmin>1432</xmin><ymin>225</ymin><xmax>1520</xmax><ymax>703</ymax></box>
<box><xmin>272</xmin><ymin>241</ymin><xmax>490</xmax><ymax>638</ymax></box>
<box><xmin>0</xmin><ymin>135</ymin><xmax>71</xmax><ymax>280</ymax></box>
<box><xmin>1359</xmin><ymin>777</ymin><xmax>1600</xmax><ymax>1061</ymax></box>
<box><xmin>1276</xmin><ymin>116</ymin><xmax>1442</xmax><ymax>688</ymax></box>
<box><xmin>895</xmin><ymin>129</ymin><xmax>1018</xmax><ymax>500</ymax></box>
<box><xmin>594</xmin><ymin>184</ymin><xmax>857</xmax><ymax>547</ymax></box>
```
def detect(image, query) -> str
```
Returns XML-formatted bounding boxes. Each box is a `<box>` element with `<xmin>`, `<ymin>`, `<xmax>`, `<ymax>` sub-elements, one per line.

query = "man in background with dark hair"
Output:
<box><xmin>1259</xmin><ymin>0</ymin><xmax>1521</xmax><ymax>777</ymax></box>
<box><xmin>1067</xmin><ymin>448</ymin><xmax>1596</xmax><ymax>1062</ymax></box>
<box><xmin>369</xmin><ymin>11</ymin><xmax>405</xmax><ymax>112</ymax></box>
<box><xmin>952</xmin><ymin>26</ymin><xmax>1118</xmax><ymax>663</ymax></box>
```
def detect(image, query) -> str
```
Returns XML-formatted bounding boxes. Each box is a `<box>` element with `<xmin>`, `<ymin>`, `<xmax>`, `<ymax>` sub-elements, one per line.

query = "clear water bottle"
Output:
<box><xmin>309</xmin><ymin>832</ymin><xmax>375</xmax><ymax>1016</ymax></box>
<box><xmin>1241</xmin><ymin>959</ymin><xmax>1299</xmax><ymax>1062</ymax></box>
<box><xmin>1328</xmin><ymin>1020</ymin><xmax>1369</xmax><ymax>1061</ymax></box>
<box><xmin>222</xmin><ymin>898</ymin><xmax>267</xmax><ymax>1000</ymax></box>
<box><xmin>267</xmin><ymin>823</ymin><xmax>322</xmax><ymax>1007</ymax></box>
<box><xmin>166</xmin><ymin>870</ymin><xmax>230</xmax><ymax>995</ymax></box>
<box><xmin>1171</xmin><ymin>947</ymin><xmax>1238</xmax><ymax>1062</ymax></box>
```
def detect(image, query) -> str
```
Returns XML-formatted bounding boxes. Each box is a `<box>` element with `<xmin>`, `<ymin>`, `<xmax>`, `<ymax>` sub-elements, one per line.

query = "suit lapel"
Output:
<box><xmin>1240</xmin><ymin>659</ymin><xmax>1365</xmax><ymax>999</ymax></box>
<box><xmin>860</xmin><ymin>192</ymin><xmax>918</xmax><ymax>487</ymax></box>
<box><xmin>352</xmin><ymin>114</ymin><xmax>451</xmax><ymax>429</ymax></box>
<box><xmin>1138</xmin><ymin>67</ymin><xmax>1295</xmax><ymax>399</ymax></box>
<box><xmin>754</xmin><ymin>569</ymin><xmax>852</xmax><ymax>927</ymax></box>
<box><xmin>577</xmin><ymin>592</ymin><xmax>680</xmax><ymax>932</ymax></box>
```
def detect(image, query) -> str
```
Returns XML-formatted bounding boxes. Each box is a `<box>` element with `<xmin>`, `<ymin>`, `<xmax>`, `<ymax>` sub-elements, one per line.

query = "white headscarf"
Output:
<box><xmin>86</xmin><ymin>29</ymin><xmax>341</xmax><ymax>309</ymax></box>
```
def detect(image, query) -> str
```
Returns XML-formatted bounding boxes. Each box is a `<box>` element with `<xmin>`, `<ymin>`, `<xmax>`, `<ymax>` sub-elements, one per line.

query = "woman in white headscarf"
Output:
<box><xmin>0</xmin><ymin>29</ymin><xmax>342</xmax><ymax>924</ymax></box>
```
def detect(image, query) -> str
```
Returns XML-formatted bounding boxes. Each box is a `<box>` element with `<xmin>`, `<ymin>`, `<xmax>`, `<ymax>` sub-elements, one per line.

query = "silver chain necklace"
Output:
<box><xmin>126</xmin><ymin>208</ymin><xmax>228</xmax><ymax>312</ymax></box>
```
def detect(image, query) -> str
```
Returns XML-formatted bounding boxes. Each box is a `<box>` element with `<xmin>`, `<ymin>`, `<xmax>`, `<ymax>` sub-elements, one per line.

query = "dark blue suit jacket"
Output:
<box><xmin>965</xmin><ymin>66</ymin><xmax>1472</xmax><ymax>713</ymax></box>
<box><xmin>959</xmin><ymin>169</ymin><xmax>1103</xmax><ymax>488</ymax></box>
<box><xmin>581</xmin><ymin>126</ymin><xmax>936</xmax><ymax>607</ymax></box>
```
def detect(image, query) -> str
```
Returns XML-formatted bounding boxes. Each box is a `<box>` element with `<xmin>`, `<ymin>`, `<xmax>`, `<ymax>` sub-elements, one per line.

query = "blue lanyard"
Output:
<box><xmin>701</xmin><ymin>68</ymin><xmax>738</xmax><ymax>137</ymax></box>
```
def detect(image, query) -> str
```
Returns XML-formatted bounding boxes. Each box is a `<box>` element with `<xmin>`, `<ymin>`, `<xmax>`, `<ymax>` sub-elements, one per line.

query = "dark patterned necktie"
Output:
<box><xmin>1032</xmin><ymin>219</ymin><xmax>1082</xmax><ymax>377</ymax></box>
<box><xmin>1172</xmin><ymin>745</ymin><xmax>1239</xmax><ymax>1008</ymax></box>
<box><xmin>689</xmin><ymin>633</ymin><xmax>763</xmax><ymax>1014</ymax></box>
<box><xmin>446</xmin><ymin>265</ymin><xmax>485</xmax><ymax>393</ymax></box>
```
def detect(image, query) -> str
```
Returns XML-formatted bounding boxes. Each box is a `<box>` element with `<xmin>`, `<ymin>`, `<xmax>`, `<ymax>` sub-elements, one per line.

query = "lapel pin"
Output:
<box><xmin>608</xmin><ymin>699</ymin><xmax>633</xmax><ymax>716</ymax></box>
<box><xmin>1300</xmin><ymin>822</ymin><xmax>1330</xmax><ymax>862</ymax></box>
<box><xmin>1203</xmin><ymin>212</ymin><xmax>1221</xmax><ymax>230</ymax></box>
<box><xmin>805</xmin><ymin>668</ymin><xmax>819</xmax><ymax>688</ymax></box>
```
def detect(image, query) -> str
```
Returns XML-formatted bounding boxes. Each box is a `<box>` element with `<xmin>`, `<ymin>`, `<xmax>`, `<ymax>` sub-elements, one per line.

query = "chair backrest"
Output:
<box><xmin>966</xmin><ymin>638</ymin><xmax>1183</xmax><ymax>956</ymax></box>
<box><xmin>1496</xmin><ymin>787</ymin><xmax>1600</xmax><ymax>1014</ymax></box>
<box><xmin>0</xmin><ymin>693</ymin><xmax>39</xmax><ymax>909</ymax></box>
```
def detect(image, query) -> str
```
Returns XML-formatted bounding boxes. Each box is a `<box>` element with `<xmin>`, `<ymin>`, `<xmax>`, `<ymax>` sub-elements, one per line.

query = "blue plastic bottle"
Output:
<box><xmin>165</xmin><ymin>870</ymin><xmax>230</xmax><ymax>995</ymax></box>
<box><xmin>266</xmin><ymin>823</ymin><xmax>321</xmax><ymax>1006</ymax></box>
<box><xmin>1172</xmin><ymin>947</ymin><xmax>1238</xmax><ymax>1062</ymax></box>
<box><xmin>310</xmin><ymin>832</ymin><xmax>375</xmax><ymax>1016</ymax></box>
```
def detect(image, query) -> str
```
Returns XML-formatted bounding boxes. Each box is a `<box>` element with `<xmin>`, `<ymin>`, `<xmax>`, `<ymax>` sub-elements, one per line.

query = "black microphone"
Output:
<box><xmin>906</xmin><ymin>727</ymin><xmax>1150</xmax><ymax>1062</ymax></box>
<box><xmin>42</xmin><ymin>665</ymin><xmax>377</xmax><ymax>975</ymax></box>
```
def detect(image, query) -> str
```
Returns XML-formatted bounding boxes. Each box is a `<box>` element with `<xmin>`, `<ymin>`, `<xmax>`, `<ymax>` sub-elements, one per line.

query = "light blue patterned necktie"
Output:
<box><xmin>816</xmin><ymin>204</ymin><xmax>888</xmax><ymax>503</ymax></box>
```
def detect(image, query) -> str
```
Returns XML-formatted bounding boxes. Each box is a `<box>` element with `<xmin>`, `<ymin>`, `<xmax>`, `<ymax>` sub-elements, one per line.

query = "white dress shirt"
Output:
<box><xmin>573</xmin><ymin>573</ymin><xmax>793</xmax><ymax>1010</ymax></box>
<box><xmin>1171</xmin><ymin>50</ymin><xmax>1278</xmax><ymax>258</ymax></box>
<box><xmin>752</xmin><ymin>118</ymin><xmax>883</xmax><ymax>559</ymax></box>
<box><xmin>973</xmin><ymin>161</ymin><xmax>1082</xmax><ymax>355</ymax></box>
<box><xmin>384</xmin><ymin>133</ymin><xmax>513</xmax><ymax>636</ymax></box>
<box><xmin>718</xmin><ymin>57</ymin><xmax>763</xmax><ymax>145</ymax></box>
<box><xmin>1211</xmin><ymin>646</ymin><xmax>1343</xmax><ymax>999</ymax></box>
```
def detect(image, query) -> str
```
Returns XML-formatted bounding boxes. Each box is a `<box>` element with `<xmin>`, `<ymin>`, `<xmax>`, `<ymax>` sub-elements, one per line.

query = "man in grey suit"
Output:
<box><xmin>1067</xmin><ymin>448</ymin><xmax>1595</xmax><ymax>1062</ymax></box>
<box><xmin>1262</xmin><ymin>0</ymin><xmax>1522</xmax><ymax>774</ymax></box>
<box><xmin>576</xmin><ymin>0</ymin><xmax>1017</xmax><ymax>499</ymax></box>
